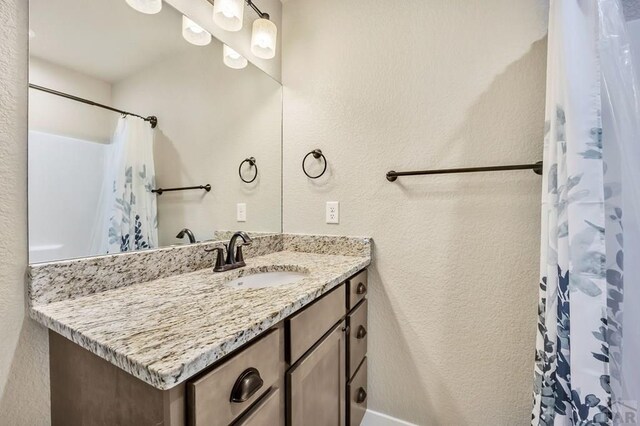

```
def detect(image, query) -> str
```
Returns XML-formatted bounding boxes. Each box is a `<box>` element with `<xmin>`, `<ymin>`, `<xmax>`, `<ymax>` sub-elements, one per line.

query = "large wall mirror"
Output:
<box><xmin>28</xmin><ymin>0</ymin><xmax>283</xmax><ymax>263</ymax></box>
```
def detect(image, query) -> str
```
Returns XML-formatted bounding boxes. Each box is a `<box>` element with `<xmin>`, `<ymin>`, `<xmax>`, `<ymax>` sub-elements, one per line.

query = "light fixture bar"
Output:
<box><xmin>205</xmin><ymin>0</ymin><xmax>269</xmax><ymax>19</ymax></box>
<box><xmin>246</xmin><ymin>0</ymin><xmax>267</xmax><ymax>18</ymax></box>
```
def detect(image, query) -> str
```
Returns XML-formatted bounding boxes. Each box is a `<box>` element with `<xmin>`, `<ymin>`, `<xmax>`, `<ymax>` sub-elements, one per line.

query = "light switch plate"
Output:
<box><xmin>326</xmin><ymin>201</ymin><xmax>339</xmax><ymax>224</ymax></box>
<box><xmin>237</xmin><ymin>203</ymin><xmax>247</xmax><ymax>222</ymax></box>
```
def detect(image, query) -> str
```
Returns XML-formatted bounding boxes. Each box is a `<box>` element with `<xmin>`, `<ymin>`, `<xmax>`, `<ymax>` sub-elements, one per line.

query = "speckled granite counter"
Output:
<box><xmin>28</xmin><ymin>234</ymin><xmax>371</xmax><ymax>390</ymax></box>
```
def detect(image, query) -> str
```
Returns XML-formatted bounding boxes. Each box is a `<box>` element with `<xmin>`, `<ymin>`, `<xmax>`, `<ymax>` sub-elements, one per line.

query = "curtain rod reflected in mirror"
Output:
<box><xmin>28</xmin><ymin>84</ymin><xmax>158</xmax><ymax>128</ymax></box>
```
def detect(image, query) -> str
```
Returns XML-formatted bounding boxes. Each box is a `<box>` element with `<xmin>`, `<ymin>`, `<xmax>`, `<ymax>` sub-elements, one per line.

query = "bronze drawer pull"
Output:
<box><xmin>356</xmin><ymin>326</ymin><xmax>367</xmax><ymax>339</ymax></box>
<box><xmin>356</xmin><ymin>387</ymin><xmax>367</xmax><ymax>404</ymax></box>
<box><xmin>230</xmin><ymin>368</ymin><xmax>264</xmax><ymax>403</ymax></box>
<box><xmin>356</xmin><ymin>283</ymin><xmax>366</xmax><ymax>295</ymax></box>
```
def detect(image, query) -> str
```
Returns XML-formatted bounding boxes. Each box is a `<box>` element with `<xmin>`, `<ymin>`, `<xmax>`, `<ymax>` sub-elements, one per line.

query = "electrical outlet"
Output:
<box><xmin>326</xmin><ymin>201</ymin><xmax>339</xmax><ymax>224</ymax></box>
<box><xmin>237</xmin><ymin>203</ymin><xmax>247</xmax><ymax>222</ymax></box>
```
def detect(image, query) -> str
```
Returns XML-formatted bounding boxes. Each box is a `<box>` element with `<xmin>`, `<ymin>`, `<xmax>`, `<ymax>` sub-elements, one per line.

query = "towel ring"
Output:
<box><xmin>239</xmin><ymin>157</ymin><xmax>258</xmax><ymax>183</ymax></box>
<box><xmin>302</xmin><ymin>149</ymin><xmax>327</xmax><ymax>179</ymax></box>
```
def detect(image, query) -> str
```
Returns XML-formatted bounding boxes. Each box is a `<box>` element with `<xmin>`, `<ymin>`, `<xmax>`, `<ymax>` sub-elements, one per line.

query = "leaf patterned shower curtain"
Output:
<box><xmin>532</xmin><ymin>0</ymin><xmax>640</xmax><ymax>425</ymax></box>
<box><xmin>106</xmin><ymin>116</ymin><xmax>158</xmax><ymax>253</ymax></box>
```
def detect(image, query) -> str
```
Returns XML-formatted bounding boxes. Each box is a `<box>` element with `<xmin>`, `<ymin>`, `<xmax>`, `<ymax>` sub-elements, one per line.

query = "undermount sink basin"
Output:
<box><xmin>224</xmin><ymin>271</ymin><xmax>307</xmax><ymax>289</ymax></box>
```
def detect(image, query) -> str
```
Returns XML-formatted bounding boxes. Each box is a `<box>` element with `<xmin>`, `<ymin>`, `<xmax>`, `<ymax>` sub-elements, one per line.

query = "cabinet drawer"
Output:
<box><xmin>287</xmin><ymin>283</ymin><xmax>346</xmax><ymax>364</ymax></box>
<box><xmin>347</xmin><ymin>299</ymin><xmax>367</xmax><ymax>379</ymax></box>
<box><xmin>188</xmin><ymin>327</ymin><xmax>284</xmax><ymax>426</ymax></box>
<box><xmin>346</xmin><ymin>270</ymin><xmax>368</xmax><ymax>310</ymax></box>
<box><xmin>232</xmin><ymin>387</ymin><xmax>283</xmax><ymax>426</ymax></box>
<box><xmin>347</xmin><ymin>358</ymin><xmax>368</xmax><ymax>426</ymax></box>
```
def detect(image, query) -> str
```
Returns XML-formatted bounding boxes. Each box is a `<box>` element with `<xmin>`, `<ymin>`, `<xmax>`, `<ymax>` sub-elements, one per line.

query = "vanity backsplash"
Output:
<box><xmin>28</xmin><ymin>233</ymin><xmax>372</xmax><ymax>307</ymax></box>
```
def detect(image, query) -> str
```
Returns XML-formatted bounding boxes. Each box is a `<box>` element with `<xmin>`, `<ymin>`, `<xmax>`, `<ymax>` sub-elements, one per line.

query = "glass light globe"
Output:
<box><xmin>251</xmin><ymin>18</ymin><xmax>277</xmax><ymax>59</ymax></box>
<box><xmin>223</xmin><ymin>44</ymin><xmax>248</xmax><ymax>69</ymax></box>
<box><xmin>213</xmin><ymin>0</ymin><xmax>244</xmax><ymax>32</ymax></box>
<box><xmin>182</xmin><ymin>16</ymin><xmax>212</xmax><ymax>46</ymax></box>
<box><xmin>125</xmin><ymin>0</ymin><xmax>162</xmax><ymax>14</ymax></box>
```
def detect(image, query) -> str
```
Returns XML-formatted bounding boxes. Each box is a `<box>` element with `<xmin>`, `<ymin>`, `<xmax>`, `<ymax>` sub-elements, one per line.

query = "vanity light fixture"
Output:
<box><xmin>223</xmin><ymin>44</ymin><xmax>248</xmax><ymax>69</ymax></box>
<box><xmin>182</xmin><ymin>16</ymin><xmax>212</xmax><ymax>46</ymax></box>
<box><xmin>208</xmin><ymin>0</ymin><xmax>278</xmax><ymax>60</ymax></box>
<box><xmin>125</xmin><ymin>0</ymin><xmax>162</xmax><ymax>14</ymax></box>
<box><xmin>250</xmin><ymin>14</ymin><xmax>277</xmax><ymax>59</ymax></box>
<box><xmin>213</xmin><ymin>0</ymin><xmax>245</xmax><ymax>31</ymax></box>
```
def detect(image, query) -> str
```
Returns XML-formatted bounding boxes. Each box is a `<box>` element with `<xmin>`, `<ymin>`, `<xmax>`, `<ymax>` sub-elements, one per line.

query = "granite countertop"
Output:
<box><xmin>30</xmin><ymin>249</ymin><xmax>370</xmax><ymax>390</ymax></box>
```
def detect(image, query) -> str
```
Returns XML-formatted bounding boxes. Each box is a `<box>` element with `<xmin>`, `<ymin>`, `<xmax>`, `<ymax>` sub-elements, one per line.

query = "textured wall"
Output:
<box><xmin>112</xmin><ymin>45</ymin><xmax>282</xmax><ymax>245</ymax></box>
<box><xmin>281</xmin><ymin>0</ymin><xmax>548</xmax><ymax>424</ymax></box>
<box><xmin>0</xmin><ymin>0</ymin><xmax>51</xmax><ymax>424</ymax></box>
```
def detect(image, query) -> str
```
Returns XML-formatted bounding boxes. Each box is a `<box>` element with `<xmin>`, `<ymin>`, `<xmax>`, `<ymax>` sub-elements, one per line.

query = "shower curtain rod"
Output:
<box><xmin>386</xmin><ymin>161</ymin><xmax>543</xmax><ymax>182</ymax></box>
<box><xmin>28</xmin><ymin>84</ymin><xmax>158</xmax><ymax>128</ymax></box>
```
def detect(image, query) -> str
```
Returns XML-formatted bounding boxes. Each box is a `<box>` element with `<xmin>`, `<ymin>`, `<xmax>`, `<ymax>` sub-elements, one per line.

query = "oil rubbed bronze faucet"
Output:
<box><xmin>207</xmin><ymin>231</ymin><xmax>252</xmax><ymax>272</ymax></box>
<box><xmin>176</xmin><ymin>228</ymin><xmax>197</xmax><ymax>244</ymax></box>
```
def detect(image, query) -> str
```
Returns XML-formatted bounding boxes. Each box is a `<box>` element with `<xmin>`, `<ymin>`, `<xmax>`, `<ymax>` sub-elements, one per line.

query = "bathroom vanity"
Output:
<box><xmin>28</xmin><ymin>234</ymin><xmax>371</xmax><ymax>425</ymax></box>
<box><xmin>25</xmin><ymin>1</ymin><xmax>372</xmax><ymax>423</ymax></box>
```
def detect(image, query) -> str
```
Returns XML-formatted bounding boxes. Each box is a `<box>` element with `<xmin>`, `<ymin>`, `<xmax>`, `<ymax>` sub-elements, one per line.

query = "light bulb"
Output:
<box><xmin>223</xmin><ymin>44</ymin><xmax>248</xmax><ymax>69</ymax></box>
<box><xmin>251</xmin><ymin>17</ymin><xmax>277</xmax><ymax>59</ymax></box>
<box><xmin>222</xmin><ymin>5</ymin><xmax>235</xmax><ymax>18</ymax></box>
<box><xmin>182</xmin><ymin>16</ymin><xmax>212</xmax><ymax>46</ymax></box>
<box><xmin>213</xmin><ymin>0</ymin><xmax>244</xmax><ymax>32</ymax></box>
<box><xmin>125</xmin><ymin>0</ymin><xmax>162</xmax><ymax>14</ymax></box>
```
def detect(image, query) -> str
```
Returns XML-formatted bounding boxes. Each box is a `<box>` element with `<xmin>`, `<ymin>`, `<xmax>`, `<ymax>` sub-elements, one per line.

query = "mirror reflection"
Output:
<box><xmin>28</xmin><ymin>0</ymin><xmax>283</xmax><ymax>263</ymax></box>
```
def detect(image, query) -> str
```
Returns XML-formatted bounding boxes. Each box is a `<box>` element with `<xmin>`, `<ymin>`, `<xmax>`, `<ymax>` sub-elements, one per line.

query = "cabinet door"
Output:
<box><xmin>287</xmin><ymin>322</ymin><xmax>346</xmax><ymax>426</ymax></box>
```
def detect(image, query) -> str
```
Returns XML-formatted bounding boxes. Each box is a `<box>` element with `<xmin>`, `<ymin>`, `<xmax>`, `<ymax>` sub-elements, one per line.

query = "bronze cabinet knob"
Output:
<box><xmin>356</xmin><ymin>387</ymin><xmax>367</xmax><ymax>404</ymax></box>
<box><xmin>356</xmin><ymin>326</ymin><xmax>367</xmax><ymax>339</ymax></box>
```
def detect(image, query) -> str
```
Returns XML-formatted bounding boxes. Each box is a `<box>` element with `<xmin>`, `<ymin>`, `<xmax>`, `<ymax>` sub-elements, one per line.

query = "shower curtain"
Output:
<box><xmin>105</xmin><ymin>116</ymin><xmax>158</xmax><ymax>253</ymax></box>
<box><xmin>532</xmin><ymin>0</ymin><xmax>640</xmax><ymax>425</ymax></box>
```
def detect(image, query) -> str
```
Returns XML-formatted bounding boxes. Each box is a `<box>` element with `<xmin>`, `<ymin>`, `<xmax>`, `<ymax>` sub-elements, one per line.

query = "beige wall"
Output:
<box><xmin>29</xmin><ymin>57</ymin><xmax>114</xmax><ymax>143</ymax></box>
<box><xmin>112</xmin><ymin>43</ymin><xmax>282</xmax><ymax>246</ymax></box>
<box><xmin>281</xmin><ymin>0</ymin><xmax>547</xmax><ymax>424</ymax></box>
<box><xmin>0</xmin><ymin>0</ymin><xmax>50</xmax><ymax>424</ymax></box>
<box><xmin>1</xmin><ymin>0</ymin><xmax>547</xmax><ymax>424</ymax></box>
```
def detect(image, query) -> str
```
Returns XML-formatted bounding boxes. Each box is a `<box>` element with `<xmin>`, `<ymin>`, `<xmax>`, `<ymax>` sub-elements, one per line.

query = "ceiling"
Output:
<box><xmin>30</xmin><ymin>0</ymin><xmax>198</xmax><ymax>83</ymax></box>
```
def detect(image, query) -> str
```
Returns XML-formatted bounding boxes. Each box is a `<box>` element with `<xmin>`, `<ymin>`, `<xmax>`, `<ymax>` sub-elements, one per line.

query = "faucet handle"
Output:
<box><xmin>235</xmin><ymin>246</ymin><xmax>246</xmax><ymax>264</ymax></box>
<box><xmin>205</xmin><ymin>247</ymin><xmax>226</xmax><ymax>272</ymax></box>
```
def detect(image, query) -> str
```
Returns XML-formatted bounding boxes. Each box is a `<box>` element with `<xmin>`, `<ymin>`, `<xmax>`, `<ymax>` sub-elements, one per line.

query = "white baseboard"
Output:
<box><xmin>361</xmin><ymin>409</ymin><xmax>418</xmax><ymax>426</ymax></box>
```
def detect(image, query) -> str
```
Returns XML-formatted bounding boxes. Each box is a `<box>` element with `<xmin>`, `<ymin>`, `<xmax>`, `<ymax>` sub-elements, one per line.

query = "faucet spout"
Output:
<box><xmin>226</xmin><ymin>231</ymin><xmax>252</xmax><ymax>265</ymax></box>
<box><xmin>176</xmin><ymin>228</ymin><xmax>196</xmax><ymax>244</ymax></box>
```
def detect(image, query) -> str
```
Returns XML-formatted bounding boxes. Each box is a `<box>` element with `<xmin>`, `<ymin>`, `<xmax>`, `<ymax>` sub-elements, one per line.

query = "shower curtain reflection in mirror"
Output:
<box><xmin>97</xmin><ymin>116</ymin><xmax>158</xmax><ymax>254</ymax></box>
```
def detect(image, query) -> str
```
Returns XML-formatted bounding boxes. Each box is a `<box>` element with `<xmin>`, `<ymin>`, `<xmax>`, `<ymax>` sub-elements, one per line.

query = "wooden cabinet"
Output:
<box><xmin>347</xmin><ymin>358</ymin><xmax>368</xmax><ymax>426</ymax></box>
<box><xmin>49</xmin><ymin>268</ymin><xmax>368</xmax><ymax>426</ymax></box>
<box><xmin>233</xmin><ymin>387</ymin><xmax>284</xmax><ymax>426</ymax></box>
<box><xmin>287</xmin><ymin>283</ymin><xmax>346</xmax><ymax>364</ymax></box>
<box><xmin>345</xmin><ymin>273</ymin><xmax>368</xmax><ymax>426</ymax></box>
<box><xmin>346</xmin><ymin>270</ymin><xmax>368</xmax><ymax>310</ymax></box>
<box><xmin>347</xmin><ymin>299</ymin><xmax>367</xmax><ymax>379</ymax></box>
<box><xmin>187</xmin><ymin>327</ymin><xmax>284</xmax><ymax>426</ymax></box>
<box><xmin>287</xmin><ymin>322</ymin><xmax>346</xmax><ymax>426</ymax></box>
